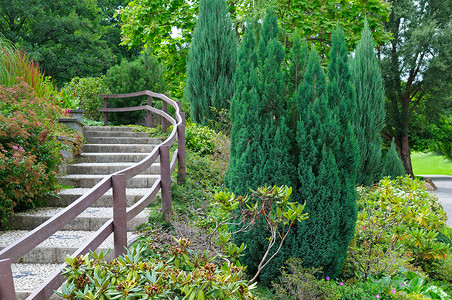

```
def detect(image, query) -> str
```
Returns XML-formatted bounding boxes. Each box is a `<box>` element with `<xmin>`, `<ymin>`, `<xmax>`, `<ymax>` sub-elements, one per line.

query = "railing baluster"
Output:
<box><xmin>160</xmin><ymin>145</ymin><xmax>172</xmax><ymax>221</ymax></box>
<box><xmin>146</xmin><ymin>95</ymin><xmax>152</xmax><ymax>128</ymax></box>
<box><xmin>0</xmin><ymin>259</ymin><xmax>16</xmax><ymax>300</ymax></box>
<box><xmin>103</xmin><ymin>97</ymin><xmax>108</xmax><ymax>126</ymax></box>
<box><xmin>178</xmin><ymin>111</ymin><xmax>186</xmax><ymax>184</ymax></box>
<box><xmin>161</xmin><ymin>101</ymin><xmax>167</xmax><ymax>132</ymax></box>
<box><xmin>112</xmin><ymin>174</ymin><xmax>127</xmax><ymax>258</ymax></box>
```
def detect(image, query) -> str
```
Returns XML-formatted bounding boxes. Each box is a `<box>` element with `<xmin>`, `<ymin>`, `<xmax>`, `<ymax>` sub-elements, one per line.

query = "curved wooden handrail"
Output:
<box><xmin>0</xmin><ymin>90</ymin><xmax>186</xmax><ymax>300</ymax></box>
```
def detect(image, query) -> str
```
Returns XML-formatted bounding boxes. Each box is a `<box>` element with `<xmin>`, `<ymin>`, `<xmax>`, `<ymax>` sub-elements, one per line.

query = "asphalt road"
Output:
<box><xmin>424</xmin><ymin>175</ymin><xmax>452</xmax><ymax>227</ymax></box>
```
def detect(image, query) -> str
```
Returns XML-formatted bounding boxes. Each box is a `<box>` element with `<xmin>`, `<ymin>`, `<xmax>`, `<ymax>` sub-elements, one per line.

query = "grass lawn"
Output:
<box><xmin>411</xmin><ymin>152</ymin><xmax>452</xmax><ymax>175</ymax></box>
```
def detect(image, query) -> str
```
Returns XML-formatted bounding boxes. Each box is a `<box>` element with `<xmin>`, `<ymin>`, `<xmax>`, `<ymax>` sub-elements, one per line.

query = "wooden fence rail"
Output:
<box><xmin>0</xmin><ymin>90</ymin><xmax>185</xmax><ymax>299</ymax></box>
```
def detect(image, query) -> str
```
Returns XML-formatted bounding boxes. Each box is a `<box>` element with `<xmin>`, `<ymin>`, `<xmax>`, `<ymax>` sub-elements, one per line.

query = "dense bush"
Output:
<box><xmin>59</xmin><ymin>236</ymin><xmax>256</xmax><ymax>299</ymax></box>
<box><xmin>61</xmin><ymin>76</ymin><xmax>110</xmax><ymax>120</ymax></box>
<box><xmin>346</xmin><ymin>176</ymin><xmax>450</xmax><ymax>279</ymax></box>
<box><xmin>0</xmin><ymin>81</ymin><xmax>81</xmax><ymax>228</ymax></box>
<box><xmin>185</xmin><ymin>122</ymin><xmax>218</xmax><ymax>155</ymax></box>
<box><xmin>104</xmin><ymin>50</ymin><xmax>166</xmax><ymax>125</ymax></box>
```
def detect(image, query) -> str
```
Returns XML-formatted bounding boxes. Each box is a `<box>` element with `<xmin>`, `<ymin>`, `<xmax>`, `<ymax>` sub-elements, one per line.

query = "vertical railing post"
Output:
<box><xmin>161</xmin><ymin>101</ymin><xmax>167</xmax><ymax>132</ymax></box>
<box><xmin>177</xmin><ymin>103</ymin><xmax>186</xmax><ymax>184</ymax></box>
<box><xmin>103</xmin><ymin>97</ymin><xmax>108</xmax><ymax>126</ymax></box>
<box><xmin>146</xmin><ymin>95</ymin><xmax>152</xmax><ymax>128</ymax></box>
<box><xmin>160</xmin><ymin>145</ymin><xmax>172</xmax><ymax>221</ymax></box>
<box><xmin>112</xmin><ymin>174</ymin><xmax>127</xmax><ymax>258</ymax></box>
<box><xmin>0</xmin><ymin>259</ymin><xmax>16</xmax><ymax>300</ymax></box>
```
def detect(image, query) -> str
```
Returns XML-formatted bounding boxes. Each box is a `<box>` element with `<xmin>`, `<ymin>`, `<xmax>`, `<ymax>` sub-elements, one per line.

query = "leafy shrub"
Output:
<box><xmin>62</xmin><ymin>76</ymin><xmax>110</xmax><ymax>120</ymax></box>
<box><xmin>273</xmin><ymin>258</ymin><xmax>340</xmax><ymax>300</ymax></box>
<box><xmin>0</xmin><ymin>81</ymin><xmax>81</xmax><ymax>227</ymax></box>
<box><xmin>104</xmin><ymin>50</ymin><xmax>166</xmax><ymax>125</ymax></box>
<box><xmin>345</xmin><ymin>176</ymin><xmax>450</xmax><ymax>279</ymax></box>
<box><xmin>58</xmin><ymin>237</ymin><xmax>257</xmax><ymax>299</ymax></box>
<box><xmin>185</xmin><ymin>122</ymin><xmax>217</xmax><ymax>155</ymax></box>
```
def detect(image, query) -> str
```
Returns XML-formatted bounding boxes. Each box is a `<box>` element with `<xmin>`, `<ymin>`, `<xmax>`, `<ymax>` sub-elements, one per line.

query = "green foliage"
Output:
<box><xmin>58</xmin><ymin>237</ymin><xmax>257</xmax><ymax>299</ymax></box>
<box><xmin>185</xmin><ymin>122</ymin><xmax>217</xmax><ymax>155</ymax></box>
<box><xmin>380</xmin><ymin>0</ymin><xmax>452</xmax><ymax>175</ymax></box>
<box><xmin>382</xmin><ymin>140</ymin><xmax>406</xmax><ymax>178</ymax></box>
<box><xmin>184</xmin><ymin>0</ymin><xmax>237</xmax><ymax>125</ymax></box>
<box><xmin>350</xmin><ymin>21</ymin><xmax>386</xmax><ymax>186</ymax></box>
<box><xmin>0</xmin><ymin>81</ymin><xmax>81</xmax><ymax>228</ymax></box>
<box><xmin>272</xmin><ymin>258</ymin><xmax>340</xmax><ymax>300</ymax></box>
<box><xmin>62</xmin><ymin>77</ymin><xmax>110</xmax><ymax>121</ymax></box>
<box><xmin>103</xmin><ymin>50</ymin><xmax>166</xmax><ymax>125</ymax></box>
<box><xmin>346</xmin><ymin>176</ymin><xmax>450</xmax><ymax>280</ymax></box>
<box><xmin>0</xmin><ymin>0</ymin><xmax>115</xmax><ymax>85</ymax></box>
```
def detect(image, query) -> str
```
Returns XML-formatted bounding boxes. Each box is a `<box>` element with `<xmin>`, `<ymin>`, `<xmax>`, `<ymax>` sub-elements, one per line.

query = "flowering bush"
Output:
<box><xmin>0</xmin><ymin>81</ymin><xmax>81</xmax><ymax>228</ymax></box>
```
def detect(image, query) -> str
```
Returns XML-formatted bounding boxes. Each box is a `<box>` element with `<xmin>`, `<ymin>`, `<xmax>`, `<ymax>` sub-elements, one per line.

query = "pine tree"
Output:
<box><xmin>350</xmin><ymin>21</ymin><xmax>386</xmax><ymax>186</ymax></box>
<box><xmin>184</xmin><ymin>0</ymin><xmax>237</xmax><ymax>125</ymax></box>
<box><xmin>227</xmin><ymin>10</ymin><xmax>295</xmax><ymax>284</ymax></box>
<box><xmin>382</xmin><ymin>140</ymin><xmax>406</xmax><ymax>178</ymax></box>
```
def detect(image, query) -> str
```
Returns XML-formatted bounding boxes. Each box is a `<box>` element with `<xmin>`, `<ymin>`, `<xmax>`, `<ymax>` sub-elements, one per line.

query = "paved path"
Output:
<box><xmin>423</xmin><ymin>175</ymin><xmax>452</xmax><ymax>227</ymax></box>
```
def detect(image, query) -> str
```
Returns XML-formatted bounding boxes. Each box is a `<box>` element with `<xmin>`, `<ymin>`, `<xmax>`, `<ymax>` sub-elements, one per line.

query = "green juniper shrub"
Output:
<box><xmin>382</xmin><ymin>139</ymin><xmax>406</xmax><ymax>178</ymax></box>
<box><xmin>61</xmin><ymin>76</ymin><xmax>110</xmax><ymax>121</ymax></box>
<box><xmin>184</xmin><ymin>0</ymin><xmax>237</xmax><ymax>125</ymax></box>
<box><xmin>104</xmin><ymin>49</ymin><xmax>166</xmax><ymax>125</ymax></box>
<box><xmin>0</xmin><ymin>81</ymin><xmax>81</xmax><ymax>228</ymax></box>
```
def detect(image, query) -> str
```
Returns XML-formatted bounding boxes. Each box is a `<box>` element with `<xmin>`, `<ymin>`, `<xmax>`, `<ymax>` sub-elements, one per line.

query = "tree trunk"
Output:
<box><xmin>399</xmin><ymin>134</ymin><xmax>414</xmax><ymax>177</ymax></box>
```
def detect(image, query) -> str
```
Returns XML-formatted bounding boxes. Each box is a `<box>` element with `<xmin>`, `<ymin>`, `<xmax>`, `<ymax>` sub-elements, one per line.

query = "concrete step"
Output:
<box><xmin>0</xmin><ymin>230</ymin><xmax>137</xmax><ymax>264</ymax></box>
<box><xmin>76</xmin><ymin>152</ymin><xmax>152</xmax><ymax>163</ymax></box>
<box><xmin>12</xmin><ymin>263</ymin><xmax>62</xmax><ymax>300</ymax></box>
<box><xmin>84</xmin><ymin>126</ymin><xmax>137</xmax><ymax>132</ymax></box>
<box><xmin>83</xmin><ymin>144</ymin><xmax>156</xmax><ymax>153</ymax></box>
<box><xmin>83</xmin><ymin>130</ymin><xmax>151</xmax><ymax>138</ymax></box>
<box><xmin>46</xmin><ymin>188</ymin><xmax>150</xmax><ymax>207</ymax></box>
<box><xmin>7</xmin><ymin>207</ymin><xmax>149</xmax><ymax>231</ymax></box>
<box><xmin>67</xmin><ymin>162</ymin><xmax>160</xmax><ymax>175</ymax></box>
<box><xmin>59</xmin><ymin>174</ymin><xmax>159</xmax><ymax>188</ymax></box>
<box><xmin>84</xmin><ymin>136</ymin><xmax>161</xmax><ymax>145</ymax></box>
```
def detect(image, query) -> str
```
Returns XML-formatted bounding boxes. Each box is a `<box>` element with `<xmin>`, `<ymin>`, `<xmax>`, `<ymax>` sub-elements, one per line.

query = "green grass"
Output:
<box><xmin>411</xmin><ymin>152</ymin><xmax>452</xmax><ymax>175</ymax></box>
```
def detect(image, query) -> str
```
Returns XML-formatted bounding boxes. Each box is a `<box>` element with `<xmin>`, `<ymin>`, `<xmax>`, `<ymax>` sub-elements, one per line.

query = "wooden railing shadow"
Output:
<box><xmin>0</xmin><ymin>91</ymin><xmax>185</xmax><ymax>299</ymax></box>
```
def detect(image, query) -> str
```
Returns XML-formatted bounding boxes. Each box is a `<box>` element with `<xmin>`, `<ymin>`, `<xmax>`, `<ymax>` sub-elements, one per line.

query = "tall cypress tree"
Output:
<box><xmin>184</xmin><ymin>0</ymin><xmax>237</xmax><ymax>125</ymax></box>
<box><xmin>350</xmin><ymin>21</ymin><xmax>386</xmax><ymax>186</ymax></box>
<box><xmin>227</xmin><ymin>10</ymin><xmax>295</xmax><ymax>284</ymax></box>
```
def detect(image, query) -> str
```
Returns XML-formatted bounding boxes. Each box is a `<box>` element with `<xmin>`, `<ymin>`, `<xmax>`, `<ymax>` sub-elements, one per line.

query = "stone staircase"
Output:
<box><xmin>0</xmin><ymin>126</ymin><xmax>161</xmax><ymax>299</ymax></box>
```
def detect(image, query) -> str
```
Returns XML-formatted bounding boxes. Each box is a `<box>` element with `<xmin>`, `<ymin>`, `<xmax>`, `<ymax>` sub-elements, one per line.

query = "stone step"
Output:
<box><xmin>12</xmin><ymin>263</ymin><xmax>62</xmax><ymax>300</ymax></box>
<box><xmin>83</xmin><ymin>130</ymin><xmax>151</xmax><ymax>138</ymax></box>
<box><xmin>67</xmin><ymin>162</ymin><xmax>160</xmax><ymax>175</ymax></box>
<box><xmin>84</xmin><ymin>126</ymin><xmax>138</xmax><ymax>132</ymax></box>
<box><xmin>7</xmin><ymin>207</ymin><xmax>149</xmax><ymax>231</ymax></box>
<box><xmin>0</xmin><ymin>230</ymin><xmax>137</xmax><ymax>264</ymax></box>
<box><xmin>59</xmin><ymin>174</ymin><xmax>159</xmax><ymax>188</ymax></box>
<box><xmin>83</xmin><ymin>144</ymin><xmax>156</xmax><ymax>153</ymax></box>
<box><xmin>47</xmin><ymin>188</ymin><xmax>150</xmax><ymax>207</ymax></box>
<box><xmin>84</xmin><ymin>136</ymin><xmax>161</xmax><ymax>145</ymax></box>
<box><xmin>76</xmin><ymin>152</ymin><xmax>152</xmax><ymax>163</ymax></box>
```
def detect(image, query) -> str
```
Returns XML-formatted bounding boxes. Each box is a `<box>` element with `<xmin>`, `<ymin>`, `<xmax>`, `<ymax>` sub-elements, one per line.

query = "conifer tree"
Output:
<box><xmin>227</xmin><ymin>10</ymin><xmax>295</xmax><ymax>284</ymax></box>
<box><xmin>382</xmin><ymin>140</ymin><xmax>406</xmax><ymax>178</ymax></box>
<box><xmin>184</xmin><ymin>0</ymin><xmax>237</xmax><ymax>125</ymax></box>
<box><xmin>350</xmin><ymin>22</ymin><xmax>386</xmax><ymax>186</ymax></box>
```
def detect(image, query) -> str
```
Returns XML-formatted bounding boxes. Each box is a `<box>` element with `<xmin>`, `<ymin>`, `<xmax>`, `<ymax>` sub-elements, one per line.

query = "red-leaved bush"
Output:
<box><xmin>0</xmin><ymin>81</ymin><xmax>81</xmax><ymax>228</ymax></box>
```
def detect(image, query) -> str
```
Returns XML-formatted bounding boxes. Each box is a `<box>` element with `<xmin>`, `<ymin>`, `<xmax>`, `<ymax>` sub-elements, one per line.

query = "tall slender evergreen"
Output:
<box><xmin>184</xmin><ymin>0</ymin><xmax>237</xmax><ymax>125</ymax></box>
<box><xmin>227</xmin><ymin>10</ymin><xmax>295</xmax><ymax>284</ymax></box>
<box><xmin>350</xmin><ymin>21</ymin><xmax>386</xmax><ymax>186</ymax></box>
<box><xmin>382</xmin><ymin>140</ymin><xmax>406</xmax><ymax>178</ymax></box>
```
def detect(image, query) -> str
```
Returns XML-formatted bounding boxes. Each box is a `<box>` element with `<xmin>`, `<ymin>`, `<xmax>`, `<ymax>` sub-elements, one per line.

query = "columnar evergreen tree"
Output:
<box><xmin>184</xmin><ymin>0</ymin><xmax>237</xmax><ymax>125</ymax></box>
<box><xmin>350</xmin><ymin>22</ymin><xmax>386</xmax><ymax>186</ymax></box>
<box><xmin>227</xmin><ymin>10</ymin><xmax>295</xmax><ymax>284</ymax></box>
<box><xmin>292</xmin><ymin>37</ymin><xmax>358</xmax><ymax>278</ymax></box>
<box><xmin>382</xmin><ymin>140</ymin><xmax>406</xmax><ymax>178</ymax></box>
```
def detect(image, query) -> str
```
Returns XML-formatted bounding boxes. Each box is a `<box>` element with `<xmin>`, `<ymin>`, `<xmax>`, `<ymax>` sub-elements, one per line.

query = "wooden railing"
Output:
<box><xmin>0</xmin><ymin>91</ymin><xmax>185</xmax><ymax>299</ymax></box>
